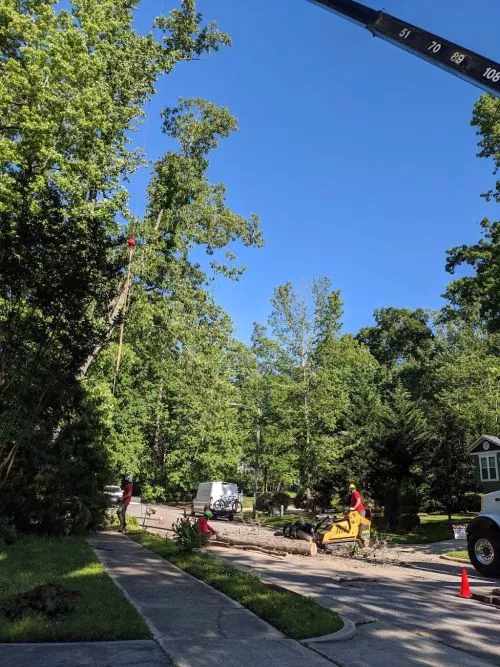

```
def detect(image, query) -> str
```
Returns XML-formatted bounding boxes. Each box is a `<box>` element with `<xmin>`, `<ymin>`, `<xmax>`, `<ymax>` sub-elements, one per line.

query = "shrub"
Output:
<box><xmin>371</xmin><ymin>515</ymin><xmax>389</xmax><ymax>532</ymax></box>
<box><xmin>400</xmin><ymin>513</ymin><xmax>420</xmax><ymax>532</ymax></box>
<box><xmin>271</xmin><ymin>491</ymin><xmax>291</xmax><ymax>512</ymax></box>
<box><xmin>420</xmin><ymin>497</ymin><xmax>444</xmax><ymax>514</ymax></box>
<box><xmin>255</xmin><ymin>492</ymin><xmax>273</xmax><ymax>513</ymax></box>
<box><xmin>464</xmin><ymin>491</ymin><xmax>482</xmax><ymax>512</ymax></box>
<box><xmin>255</xmin><ymin>492</ymin><xmax>291</xmax><ymax>515</ymax></box>
<box><xmin>293</xmin><ymin>489</ymin><xmax>307</xmax><ymax>510</ymax></box>
<box><xmin>141</xmin><ymin>484</ymin><xmax>164</xmax><ymax>504</ymax></box>
<box><xmin>0</xmin><ymin>516</ymin><xmax>16</xmax><ymax>546</ymax></box>
<box><xmin>2</xmin><ymin>584</ymin><xmax>81</xmax><ymax>621</ymax></box>
<box><xmin>0</xmin><ymin>391</ymin><xmax>110</xmax><ymax>536</ymax></box>
<box><xmin>310</xmin><ymin>476</ymin><xmax>336</xmax><ymax>511</ymax></box>
<box><xmin>295</xmin><ymin>475</ymin><xmax>349</xmax><ymax>512</ymax></box>
<box><xmin>171</xmin><ymin>518</ymin><xmax>207</xmax><ymax>553</ymax></box>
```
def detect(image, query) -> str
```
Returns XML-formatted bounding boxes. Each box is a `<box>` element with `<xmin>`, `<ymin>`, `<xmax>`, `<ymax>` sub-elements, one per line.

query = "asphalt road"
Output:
<box><xmin>129</xmin><ymin>503</ymin><xmax>500</xmax><ymax>665</ymax></box>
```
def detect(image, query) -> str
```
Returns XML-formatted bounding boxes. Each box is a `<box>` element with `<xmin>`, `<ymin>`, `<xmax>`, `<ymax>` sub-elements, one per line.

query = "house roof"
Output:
<box><xmin>469</xmin><ymin>435</ymin><xmax>500</xmax><ymax>452</ymax></box>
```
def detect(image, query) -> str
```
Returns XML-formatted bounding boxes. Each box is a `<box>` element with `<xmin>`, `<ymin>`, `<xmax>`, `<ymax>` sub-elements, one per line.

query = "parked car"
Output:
<box><xmin>104</xmin><ymin>485</ymin><xmax>122</xmax><ymax>506</ymax></box>
<box><xmin>192</xmin><ymin>481</ymin><xmax>239</xmax><ymax>517</ymax></box>
<box><xmin>467</xmin><ymin>490</ymin><xmax>500</xmax><ymax>576</ymax></box>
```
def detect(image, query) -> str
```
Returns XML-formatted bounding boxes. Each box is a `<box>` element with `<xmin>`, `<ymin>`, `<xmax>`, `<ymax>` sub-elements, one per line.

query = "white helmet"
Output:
<box><xmin>125</xmin><ymin>475</ymin><xmax>133</xmax><ymax>482</ymax></box>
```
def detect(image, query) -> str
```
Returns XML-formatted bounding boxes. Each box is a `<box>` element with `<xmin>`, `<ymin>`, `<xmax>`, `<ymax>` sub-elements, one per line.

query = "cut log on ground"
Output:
<box><xmin>213</xmin><ymin>536</ymin><xmax>317</xmax><ymax>557</ymax></box>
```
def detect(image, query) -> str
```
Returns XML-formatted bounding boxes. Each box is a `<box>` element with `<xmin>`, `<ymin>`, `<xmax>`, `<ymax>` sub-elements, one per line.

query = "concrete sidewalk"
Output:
<box><xmin>87</xmin><ymin>531</ymin><xmax>334</xmax><ymax>666</ymax></box>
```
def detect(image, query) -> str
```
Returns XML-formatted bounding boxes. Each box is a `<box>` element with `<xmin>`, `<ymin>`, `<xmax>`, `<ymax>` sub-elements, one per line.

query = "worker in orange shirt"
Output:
<box><xmin>349</xmin><ymin>483</ymin><xmax>366</xmax><ymax>518</ymax></box>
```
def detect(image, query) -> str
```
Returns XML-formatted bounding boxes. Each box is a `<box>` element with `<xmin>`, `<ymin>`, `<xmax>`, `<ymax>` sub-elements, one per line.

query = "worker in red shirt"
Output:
<box><xmin>197</xmin><ymin>509</ymin><xmax>217</xmax><ymax>539</ymax></box>
<box><xmin>349</xmin><ymin>483</ymin><xmax>366</xmax><ymax>517</ymax></box>
<box><xmin>117</xmin><ymin>475</ymin><xmax>133</xmax><ymax>531</ymax></box>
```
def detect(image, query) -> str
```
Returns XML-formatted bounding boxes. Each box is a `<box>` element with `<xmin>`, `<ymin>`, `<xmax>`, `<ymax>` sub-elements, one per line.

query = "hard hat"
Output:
<box><xmin>125</xmin><ymin>475</ymin><xmax>133</xmax><ymax>482</ymax></box>
<box><xmin>349</xmin><ymin>483</ymin><xmax>356</xmax><ymax>490</ymax></box>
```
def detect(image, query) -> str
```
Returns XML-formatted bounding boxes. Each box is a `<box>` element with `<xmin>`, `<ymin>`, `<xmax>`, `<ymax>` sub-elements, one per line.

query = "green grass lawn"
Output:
<box><xmin>129</xmin><ymin>528</ymin><xmax>342</xmax><ymax>640</ymax></box>
<box><xmin>445</xmin><ymin>550</ymin><xmax>469</xmax><ymax>560</ymax></box>
<box><xmin>0</xmin><ymin>535</ymin><xmax>150</xmax><ymax>642</ymax></box>
<box><xmin>242</xmin><ymin>496</ymin><xmax>254</xmax><ymax>509</ymax></box>
<box><xmin>380</xmin><ymin>514</ymin><xmax>470</xmax><ymax>544</ymax></box>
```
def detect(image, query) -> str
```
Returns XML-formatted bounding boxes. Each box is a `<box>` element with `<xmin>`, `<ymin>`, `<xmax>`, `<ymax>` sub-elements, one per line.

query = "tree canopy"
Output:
<box><xmin>0</xmin><ymin>3</ymin><xmax>498</xmax><ymax>533</ymax></box>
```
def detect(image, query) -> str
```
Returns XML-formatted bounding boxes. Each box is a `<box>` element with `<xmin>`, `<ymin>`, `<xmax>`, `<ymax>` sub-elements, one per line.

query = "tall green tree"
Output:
<box><xmin>424</xmin><ymin>324</ymin><xmax>499</xmax><ymax>440</ymax></box>
<box><xmin>368</xmin><ymin>385</ymin><xmax>433</xmax><ymax>501</ymax></box>
<box><xmin>257</xmin><ymin>278</ymin><xmax>382</xmax><ymax>493</ymax></box>
<box><xmin>313</xmin><ymin>333</ymin><xmax>381</xmax><ymax>493</ymax></box>
<box><xmin>0</xmin><ymin>0</ymin><xmax>260</xmax><ymax>530</ymax></box>
<box><xmin>442</xmin><ymin>96</ymin><xmax>499</xmax><ymax>332</ymax></box>
<box><xmin>356</xmin><ymin>307</ymin><xmax>435</xmax><ymax>396</ymax></box>
<box><xmin>0</xmin><ymin>0</ymin><xmax>230</xmax><ymax>464</ymax></box>
<box><xmin>429</xmin><ymin>418</ymin><xmax>477</xmax><ymax>521</ymax></box>
<box><xmin>86</xmin><ymin>97</ymin><xmax>262</xmax><ymax>497</ymax></box>
<box><xmin>443</xmin><ymin>219</ymin><xmax>500</xmax><ymax>333</ymax></box>
<box><xmin>265</xmin><ymin>278</ymin><xmax>345</xmax><ymax>485</ymax></box>
<box><xmin>247</xmin><ymin>323</ymin><xmax>299</xmax><ymax>491</ymax></box>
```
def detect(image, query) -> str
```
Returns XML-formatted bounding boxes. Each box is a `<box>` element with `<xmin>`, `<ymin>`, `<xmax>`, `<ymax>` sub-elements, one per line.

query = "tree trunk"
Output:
<box><xmin>77</xmin><ymin>278</ymin><xmax>127</xmax><ymax>379</ymax></box>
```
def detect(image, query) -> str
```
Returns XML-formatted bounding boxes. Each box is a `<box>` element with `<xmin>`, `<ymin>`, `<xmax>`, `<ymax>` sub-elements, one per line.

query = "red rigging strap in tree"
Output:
<box><xmin>308</xmin><ymin>0</ymin><xmax>500</xmax><ymax>98</ymax></box>
<box><xmin>128</xmin><ymin>235</ymin><xmax>136</xmax><ymax>248</ymax></box>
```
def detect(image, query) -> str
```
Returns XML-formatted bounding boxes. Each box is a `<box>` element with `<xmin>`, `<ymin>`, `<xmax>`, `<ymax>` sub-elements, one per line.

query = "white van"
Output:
<box><xmin>192</xmin><ymin>481</ymin><xmax>239</xmax><ymax>515</ymax></box>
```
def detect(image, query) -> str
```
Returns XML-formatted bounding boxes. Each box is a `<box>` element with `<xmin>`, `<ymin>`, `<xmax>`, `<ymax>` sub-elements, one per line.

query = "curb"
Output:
<box><xmin>440</xmin><ymin>555</ymin><xmax>470</xmax><ymax>564</ymax></box>
<box><xmin>300</xmin><ymin>616</ymin><xmax>356</xmax><ymax>644</ymax></box>
<box><xmin>471</xmin><ymin>593</ymin><xmax>500</xmax><ymax>607</ymax></box>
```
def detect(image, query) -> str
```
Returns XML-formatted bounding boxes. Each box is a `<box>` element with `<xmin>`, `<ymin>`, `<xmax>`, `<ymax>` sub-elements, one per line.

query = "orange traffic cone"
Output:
<box><xmin>459</xmin><ymin>567</ymin><xmax>472</xmax><ymax>598</ymax></box>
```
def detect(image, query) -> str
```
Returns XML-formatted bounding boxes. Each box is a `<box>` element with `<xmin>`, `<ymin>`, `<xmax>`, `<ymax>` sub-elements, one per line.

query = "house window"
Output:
<box><xmin>479</xmin><ymin>454</ymin><xmax>498</xmax><ymax>481</ymax></box>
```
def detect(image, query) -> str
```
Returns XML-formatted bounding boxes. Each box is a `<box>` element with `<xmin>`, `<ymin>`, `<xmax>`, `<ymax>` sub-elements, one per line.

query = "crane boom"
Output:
<box><xmin>309</xmin><ymin>0</ymin><xmax>500</xmax><ymax>98</ymax></box>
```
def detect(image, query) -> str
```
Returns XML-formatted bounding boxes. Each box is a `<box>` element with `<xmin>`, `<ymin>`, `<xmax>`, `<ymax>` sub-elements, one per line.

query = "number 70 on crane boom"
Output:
<box><xmin>309</xmin><ymin>0</ymin><xmax>500</xmax><ymax>98</ymax></box>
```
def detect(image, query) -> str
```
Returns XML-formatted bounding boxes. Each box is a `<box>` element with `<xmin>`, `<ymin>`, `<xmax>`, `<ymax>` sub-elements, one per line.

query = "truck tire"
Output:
<box><xmin>468</xmin><ymin>528</ymin><xmax>500</xmax><ymax>577</ymax></box>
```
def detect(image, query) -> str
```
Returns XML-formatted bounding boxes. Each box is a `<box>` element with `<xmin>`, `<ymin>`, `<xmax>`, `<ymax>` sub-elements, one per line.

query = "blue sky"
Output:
<box><xmin>130</xmin><ymin>0</ymin><xmax>499</xmax><ymax>342</ymax></box>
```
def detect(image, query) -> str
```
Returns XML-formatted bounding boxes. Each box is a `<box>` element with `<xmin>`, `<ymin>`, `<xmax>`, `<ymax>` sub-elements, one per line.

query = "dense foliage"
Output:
<box><xmin>1</xmin><ymin>2</ymin><xmax>498</xmax><ymax>533</ymax></box>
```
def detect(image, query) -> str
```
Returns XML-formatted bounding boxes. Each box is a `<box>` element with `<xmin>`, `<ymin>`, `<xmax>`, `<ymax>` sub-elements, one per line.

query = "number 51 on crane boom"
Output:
<box><xmin>309</xmin><ymin>0</ymin><xmax>500</xmax><ymax>98</ymax></box>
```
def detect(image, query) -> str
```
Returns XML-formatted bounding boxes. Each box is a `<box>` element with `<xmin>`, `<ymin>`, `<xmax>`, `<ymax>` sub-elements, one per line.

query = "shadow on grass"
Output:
<box><xmin>0</xmin><ymin>535</ymin><xmax>150</xmax><ymax>642</ymax></box>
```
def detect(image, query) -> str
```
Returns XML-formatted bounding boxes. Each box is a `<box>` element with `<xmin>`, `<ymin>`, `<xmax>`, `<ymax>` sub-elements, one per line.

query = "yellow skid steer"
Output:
<box><xmin>316</xmin><ymin>510</ymin><xmax>371</xmax><ymax>551</ymax></box>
